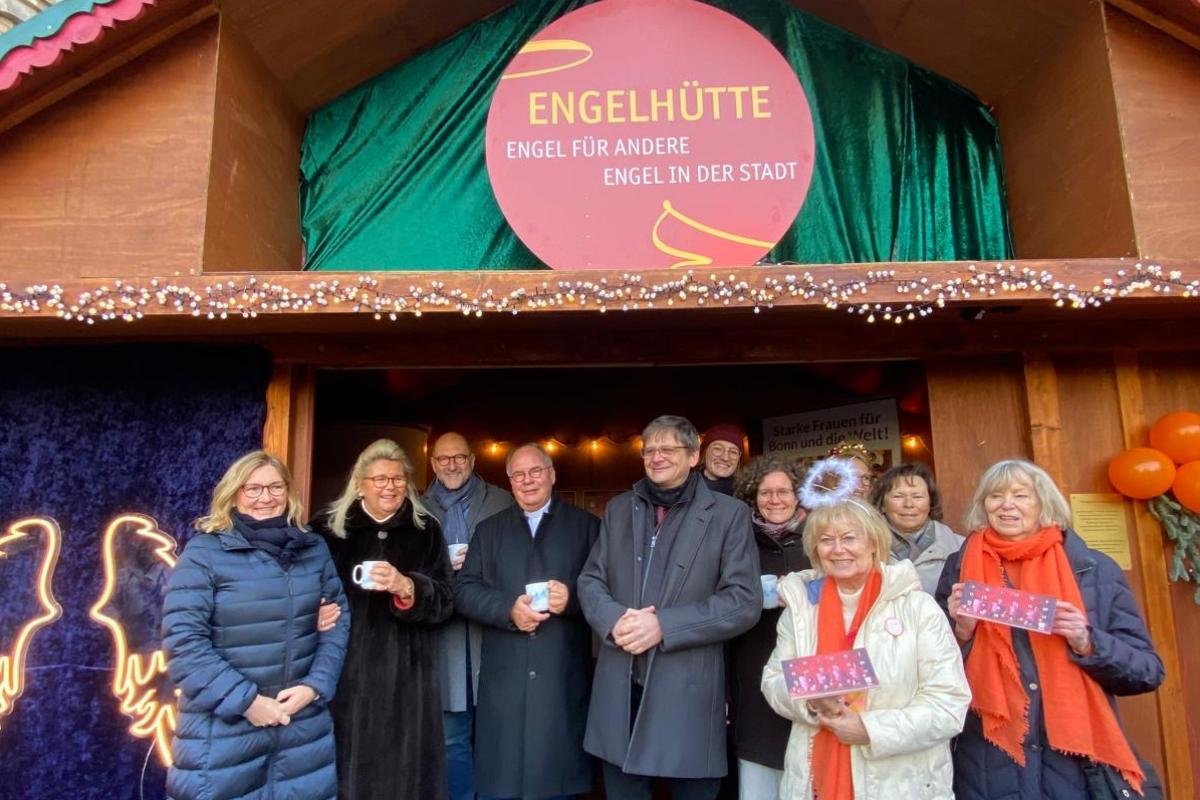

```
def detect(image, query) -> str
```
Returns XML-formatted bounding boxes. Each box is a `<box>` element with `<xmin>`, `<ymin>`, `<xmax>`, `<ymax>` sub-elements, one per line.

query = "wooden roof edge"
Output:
<box><xmin>0</xmin><ymin>257</ymin><xmax>1194</xmax><ymax>331</ymax></box>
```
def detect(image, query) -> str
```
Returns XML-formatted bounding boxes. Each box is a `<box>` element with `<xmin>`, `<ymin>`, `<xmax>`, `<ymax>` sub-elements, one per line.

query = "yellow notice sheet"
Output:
<box><xmin>1070</xmin><ymin>493</ymin><xmax>1133</xmax><ymax>570</ymax></box>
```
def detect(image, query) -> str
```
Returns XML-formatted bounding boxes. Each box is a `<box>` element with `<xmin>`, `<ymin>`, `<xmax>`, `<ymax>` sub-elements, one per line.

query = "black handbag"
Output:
<box><xmin>1081</xmin><ymin>756</ymin><xmax>1164</xmax><ymax>800</ymax></box>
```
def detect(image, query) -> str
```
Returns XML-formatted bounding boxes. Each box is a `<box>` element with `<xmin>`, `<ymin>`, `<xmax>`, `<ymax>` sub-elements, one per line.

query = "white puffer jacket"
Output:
<box><xmin>761</xmin><ymin>561</ymin><xmax>970</xmax><ymax>800</ymax></box>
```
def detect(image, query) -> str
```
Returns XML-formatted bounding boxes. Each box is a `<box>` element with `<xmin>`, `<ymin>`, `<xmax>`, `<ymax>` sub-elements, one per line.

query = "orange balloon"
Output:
<box><xmin>1150</xmin><ymin>411</ymin><xmax>1200</xmax><ymax>465</ymax></box>
<box><xmin>1172</xmin><ymin>460</ymin><xmax>1200</xmax><ymax>514</ymax></box>
<box><xmin>1108</xmin><ymin>448</ymin><xmax>1176</xmax><ymax>499</ymax></box>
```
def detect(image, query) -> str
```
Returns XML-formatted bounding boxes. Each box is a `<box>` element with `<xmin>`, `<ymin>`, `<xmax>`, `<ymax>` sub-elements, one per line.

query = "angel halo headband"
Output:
<box><xmin>799</xmin><ymin>457</ymin><xmax>862</xmax><ymax>510</ymax></box>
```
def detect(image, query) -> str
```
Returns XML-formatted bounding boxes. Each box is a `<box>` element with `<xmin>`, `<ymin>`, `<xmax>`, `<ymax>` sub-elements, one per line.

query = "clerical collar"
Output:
<box><xmin>524</xmin><ymin>499</ymin><xmax>552</xmax><ymax>518</ymax></box>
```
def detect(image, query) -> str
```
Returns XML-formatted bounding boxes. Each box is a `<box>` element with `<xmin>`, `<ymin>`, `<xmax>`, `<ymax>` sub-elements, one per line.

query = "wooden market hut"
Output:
<box><xmin>0</xmin><ymin>0</ymin><xmax>1198</xmax><ymax>797</ymax></box>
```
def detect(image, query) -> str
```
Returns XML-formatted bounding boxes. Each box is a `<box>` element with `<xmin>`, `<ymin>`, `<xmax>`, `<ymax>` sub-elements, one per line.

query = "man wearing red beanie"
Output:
<box><xmin>699</xmin><ymin>423</ymin><xmax>746</xmax><ymax>496</ymax></box>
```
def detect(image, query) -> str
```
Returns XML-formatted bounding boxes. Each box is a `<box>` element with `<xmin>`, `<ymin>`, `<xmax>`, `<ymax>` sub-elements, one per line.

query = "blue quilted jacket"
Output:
<box><xmin>936</xmin><ymin>529</ymin><xmax>1164</xmax><ymax>800</ymax></box>
<box><xmin>162</xmin><ymin>524</ymin><xmax>350</xmax><ymax>800</ymax></box>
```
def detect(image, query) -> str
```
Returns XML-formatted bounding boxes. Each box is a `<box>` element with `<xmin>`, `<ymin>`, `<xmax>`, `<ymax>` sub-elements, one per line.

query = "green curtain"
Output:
<box><xmin>300</xmin><ymin>0</ymin><xmax>1013</xmax><ymax>271</ymax></box>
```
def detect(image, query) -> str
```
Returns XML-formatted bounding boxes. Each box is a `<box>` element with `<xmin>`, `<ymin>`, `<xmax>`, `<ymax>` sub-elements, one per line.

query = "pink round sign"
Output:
<box><xmin>485</xmin><ymin>0</ymin><xmax>816</xmax><ymax>270</ymax></box>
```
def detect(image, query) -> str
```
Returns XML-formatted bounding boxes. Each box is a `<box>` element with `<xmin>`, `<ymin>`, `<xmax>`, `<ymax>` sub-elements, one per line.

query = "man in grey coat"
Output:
<box><xmin>578</xmin><ymin>415</ymin><xmax>761</xmax><ymax>800</ymax></box>
<box><xmin>423</xmin><ymin>431</ymin><xmax>514</xmax><ymax>800</ymax></box>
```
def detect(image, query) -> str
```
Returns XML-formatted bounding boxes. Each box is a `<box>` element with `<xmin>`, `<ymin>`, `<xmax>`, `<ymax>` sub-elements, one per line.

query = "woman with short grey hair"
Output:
<box><xmin>937</xmin><ymin>459</ymin><xmax>1164</xmax><ymax>800</ymax></box>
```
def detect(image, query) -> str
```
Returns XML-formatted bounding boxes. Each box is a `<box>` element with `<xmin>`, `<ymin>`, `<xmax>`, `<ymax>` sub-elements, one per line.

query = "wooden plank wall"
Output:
<box><xmin>0</xmin><ymin>20</ymin><xmax>220</xmax><ymax>282</ymax></box>
<box><xmin>995</xmin><ymin>5</ymin><xmax>1138</xmax><ymax>258</ymax></box>
<box><xmin>1106</xmin><ymin>7</ymin><xmax>1200</xmax><ymax>260</ymax></box>
<box><xmin>202</xmin><ymin>21</ymin><xmax>306</xmax><ymax>271</ymax></box>
<box><xmin>926</xmin><ymin>354</ymin><xmax>1032</xmax><ymax>530</ymax></box>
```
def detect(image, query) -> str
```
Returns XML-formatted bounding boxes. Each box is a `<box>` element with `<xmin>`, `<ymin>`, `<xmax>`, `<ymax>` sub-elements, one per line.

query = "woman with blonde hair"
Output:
<box><xmin>163</xmin><ymin>451</ymin><xmax>349</xmax><ymax>800</ymax></box>
<box><xmin>762</xmin><ymin>497</ymin><xmax>969</xmax><ymax>800</ymax></box>
<box><xmin>938</xmin><ymin>459</ymin><xmax>1164</xmax><ymax>800</ymax></box>
<box><xmin>311</xmin><ymin>438</ymin><xmax>454</xmax><ymax>800</ymax></box>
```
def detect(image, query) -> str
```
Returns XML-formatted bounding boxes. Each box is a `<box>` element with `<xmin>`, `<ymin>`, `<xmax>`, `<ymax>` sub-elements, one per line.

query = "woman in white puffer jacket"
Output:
<box><xmin>761</xmin><ymin>498</ymin><xmax>970</xmax><ymax>800</ymax></box>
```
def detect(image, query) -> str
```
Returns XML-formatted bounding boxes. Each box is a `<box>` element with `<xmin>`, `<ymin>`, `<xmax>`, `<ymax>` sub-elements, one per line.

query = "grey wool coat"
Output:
<box><xmin>453</xmin><ymin>499</ymin><xmax>600</xmax><ymax>799</ymax></box>
<box><xmin>423</xmin><ymin>476</ymin><xmax>514</xmax><ymax>711</ymax></box>
<box><xmin>578</xmin><ymin>477</ymin><xmax>762</xmax><ymax>779</ymax></box>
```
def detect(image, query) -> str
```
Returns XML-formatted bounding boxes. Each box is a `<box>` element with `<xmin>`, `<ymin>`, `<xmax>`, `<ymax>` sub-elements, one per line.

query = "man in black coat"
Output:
<box><xmin>579</xmin><ymin>415</ymin><xmax>761</xmax><ymax>800</ymax></box>
<box><xmin>454</xmin><ymin>443</ymin><xmax>600</xmax><ymax>800</ymax></box>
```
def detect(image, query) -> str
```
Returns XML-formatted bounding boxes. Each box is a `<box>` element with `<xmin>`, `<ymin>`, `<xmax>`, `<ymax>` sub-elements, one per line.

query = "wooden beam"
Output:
<box><xmin>1022</xmin><ymin>352</ymin><xmax>1067</xmax><ymax>489</ymax></box>
<box><xmin>0</xmin><ymin>258</ymin><xmax>1196</xmax><ymax>325</ymax></box>
<box><xmin>289</xmin><ymin>366</ymin><xmax>316</xmax><ymax>514</ymax></box>
<box><xmin>262</xmin><ymin>362</ymin><xmax>316</xmax><ymax>514</ymax></box>
<box><xmin>1113</xmin><ymin>350</ymin><xmax>1195</xmax><ymax>800</ymax></box>
<box><xmin>262</xmin><ymin>361</ymin><xmax>294</xmax><ymax>459</ymax></box>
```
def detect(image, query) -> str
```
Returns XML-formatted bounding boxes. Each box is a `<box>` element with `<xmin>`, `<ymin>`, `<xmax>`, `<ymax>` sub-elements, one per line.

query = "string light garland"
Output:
<box><xmin>0</xmin><ymin>261</ymin><xmax>1195</xmax><ymax>326</ymax></box>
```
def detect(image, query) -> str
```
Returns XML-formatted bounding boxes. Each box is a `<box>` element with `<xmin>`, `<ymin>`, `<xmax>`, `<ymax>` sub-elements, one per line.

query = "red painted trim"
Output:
<box><xmin>0</xmin><ymin>0</ymin><xmax>158</xmax><ymax>92</ymax></box>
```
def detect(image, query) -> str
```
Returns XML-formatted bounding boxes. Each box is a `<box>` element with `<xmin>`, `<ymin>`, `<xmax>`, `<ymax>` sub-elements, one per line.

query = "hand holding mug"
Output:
<box><xmin>370</xmin><ymin>562</ymin><xmax>414</xmax><ymax>599</ymax></box>
<box><xmin>547</xmin><ymin>580</ymin><xmax>569</xmax><ymax>615</ymax></box>
<box><xmin>448</xmin><ymin>543</ymin><xmax>468</xmax><ymax>572</ymax></box>
<box><xmin>511</xmin><ymin>594</ymin><xmax>550</xmax><ymax>632</ymax></box>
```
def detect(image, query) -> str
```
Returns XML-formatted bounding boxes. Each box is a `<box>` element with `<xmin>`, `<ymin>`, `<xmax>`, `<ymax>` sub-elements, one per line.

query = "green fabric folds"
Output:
<box><xmin>300</xmin><ymin>0</ymin><xmax>1012</xmax><ymax>271</ymax></box>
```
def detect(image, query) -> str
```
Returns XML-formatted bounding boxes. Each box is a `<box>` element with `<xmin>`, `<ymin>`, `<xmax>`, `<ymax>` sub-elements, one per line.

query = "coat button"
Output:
<box><xmin>528</xmin><ymin>671</ymin><xmax>537</xmax><ymax>680</ymax></box>
<box><xmin>1030</xmin><ymin>744</ymin><xmax>1042</xmax><ymax>752</ymax></box>
<box><xmin>529</xmin><ymin>631</ymin><xmax>537</xmax><ymax>639</ymax></box>
<box><xmin>1028</xmin><ymin>682</ymin><xmax>1039</xmax><ymax>691</ymax></box>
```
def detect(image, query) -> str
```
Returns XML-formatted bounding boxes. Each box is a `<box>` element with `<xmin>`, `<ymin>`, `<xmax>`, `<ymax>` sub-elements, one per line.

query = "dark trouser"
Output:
<box><xmin>601</xmin><ymin>762</ymin><xmax>721</xmax><ymax>800</ymax></box>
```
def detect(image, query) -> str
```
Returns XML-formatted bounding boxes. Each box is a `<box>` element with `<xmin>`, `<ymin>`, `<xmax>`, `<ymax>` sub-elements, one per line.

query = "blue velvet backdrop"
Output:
<box><xmin>0</xmin><ymin>345</ymin><xmax>270</xmax><ymax>800</ymax></box>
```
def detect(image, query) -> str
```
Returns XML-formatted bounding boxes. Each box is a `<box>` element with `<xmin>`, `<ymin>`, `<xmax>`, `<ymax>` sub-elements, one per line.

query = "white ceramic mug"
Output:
<box><xmin>526</xmin><ymin>581</ymin><xmax>550</xmax><ymax>612</ymax></box>
<box><xmin>352</xmin><ymin>560</ymin><xmax>386</xmax><ymax>590</ymax></box>
<box><xmin>761</xmin><ymin>574</ymin><xmax>780</xmax><ymax>610</ymax></box>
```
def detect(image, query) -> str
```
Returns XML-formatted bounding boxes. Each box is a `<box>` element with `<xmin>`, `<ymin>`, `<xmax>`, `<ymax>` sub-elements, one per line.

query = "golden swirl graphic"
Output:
<box><xmin>652</xmin><ymin>200</ymin><xmax>775</xmax><ymax>268</ymax></box>
<box><xmin>0</xmin><ymin>518</ymin><xmax>62</xmax><ymax>730</ymax></box>
<box><xmin>89</xmin><ymin>514</ymin><xmax>179</xmax><ymax>766</ymax></box>
<box><xmin>501</xmin><ymin>39</ymin><xmax>594</xmax><ymax>80</ymax></box>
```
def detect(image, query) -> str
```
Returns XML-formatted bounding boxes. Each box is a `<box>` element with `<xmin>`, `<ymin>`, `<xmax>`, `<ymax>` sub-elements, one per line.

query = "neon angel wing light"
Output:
<box><xmin>88</xmin><ymin>514</ymin><xmax>179</xmax><ymax>766</ymax></box>
<box><xmin>0</xmin><ymin>517</ymin><xmax>63</xmax><ymax>729</ymax></box>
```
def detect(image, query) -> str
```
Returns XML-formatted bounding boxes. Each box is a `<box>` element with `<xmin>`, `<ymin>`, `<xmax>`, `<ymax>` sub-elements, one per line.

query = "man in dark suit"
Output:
<box><xmin>454</xmin><ymin>443</ymin><xmax>599</xmax><ymax>800</ymax></box>
<box><xmin>579</xmin><ymin>415</ymin><xmax>761</xmax><ymax>800</ymax></box>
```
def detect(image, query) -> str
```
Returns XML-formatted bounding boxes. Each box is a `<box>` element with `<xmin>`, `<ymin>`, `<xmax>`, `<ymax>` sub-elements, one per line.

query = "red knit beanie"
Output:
<box><xmin>701</xmin><ymin>423</ymin><xmax>745</xmax><ymax>452</ymax></box>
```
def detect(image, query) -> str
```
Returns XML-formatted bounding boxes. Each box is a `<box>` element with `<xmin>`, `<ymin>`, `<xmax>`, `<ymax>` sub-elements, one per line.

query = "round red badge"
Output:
<box><xmin>485</xmin><ymin>0</ymin><xmax>815</xmax><ymax>270</ymax></box>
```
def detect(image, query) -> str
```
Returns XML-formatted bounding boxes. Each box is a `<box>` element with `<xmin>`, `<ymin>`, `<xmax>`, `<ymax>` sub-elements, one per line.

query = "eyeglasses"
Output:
<box><xmin>242</xmin><ymin>482</ymin><xmax>287</xmax><ymax>499</ymax></box>
<box><xmin>816</xmin><ymin>533</ymin><xmax>864</xmax><ymax>551</ymax></box>
<box><xmin>509</xmin><ymin>466</ymin><xmax>548</xmax><ymax>483</ymax></box>
<box><xmin>641</xmin><ymin>445</ymin><xmax>689</xmax><ymax>459</ymax></box>
<box><xmin>365</xmin><ymin>475</ymin><xmax>408</xmax><ymax>489</ymax></box>
<box><xmin>433</xmin><ymin>454</ymin><xmax>470</xmax><ymax>467</ymax></box>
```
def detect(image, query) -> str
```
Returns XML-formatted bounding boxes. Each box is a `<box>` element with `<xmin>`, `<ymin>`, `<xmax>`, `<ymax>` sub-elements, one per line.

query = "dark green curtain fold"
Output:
<box><xmin>300</xmin><ymin>0</ymin><xmax>1012</xmax><ymax>271</ymax></box>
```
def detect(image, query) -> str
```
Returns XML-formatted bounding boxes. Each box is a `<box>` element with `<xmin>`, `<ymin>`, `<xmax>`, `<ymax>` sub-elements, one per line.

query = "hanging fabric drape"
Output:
<box><xmin>300</xmin><ymin>0</ymin><xmax>1013</xmax><ymax>271</ymax></box>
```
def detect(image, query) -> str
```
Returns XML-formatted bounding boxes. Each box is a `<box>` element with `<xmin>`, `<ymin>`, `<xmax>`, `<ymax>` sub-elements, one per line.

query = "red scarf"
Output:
<box><xmin>811</xmin><ymin>568</ymin><xmax>882</xmax><ymax>800</ymax></box>
<box><xmin>959</xmin><ymin>527</ymin><xmax>1144</xmax><ymax>793</ymax></box>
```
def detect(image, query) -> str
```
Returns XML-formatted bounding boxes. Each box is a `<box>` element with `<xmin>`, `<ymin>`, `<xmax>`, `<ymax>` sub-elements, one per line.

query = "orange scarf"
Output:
<box><xmin>811</xmin><ymin>568</ymin><xmax>882</xmax><ymax>800</ymax></box>
<box><xmin>959</xmin><ymin>527</ymin><xmax>1144</xmax><ymax>793</ymax></box>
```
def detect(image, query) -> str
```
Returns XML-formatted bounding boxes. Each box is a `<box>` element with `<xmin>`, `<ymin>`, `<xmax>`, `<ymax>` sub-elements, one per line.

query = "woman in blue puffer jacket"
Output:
<box><xmin>163</xmin><ymin>451</ymin><xmax>350</xmax><ymax>800</ymax></box>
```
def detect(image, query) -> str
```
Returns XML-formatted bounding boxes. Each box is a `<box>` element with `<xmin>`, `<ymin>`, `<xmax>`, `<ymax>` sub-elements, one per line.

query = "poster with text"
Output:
<box><xmin>762</xmin><ymin>399</ymin><xmax>901</xmax><ymax>468</ymax></box>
